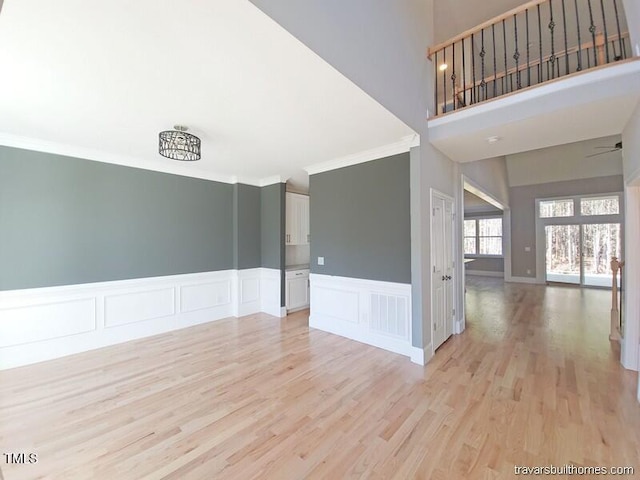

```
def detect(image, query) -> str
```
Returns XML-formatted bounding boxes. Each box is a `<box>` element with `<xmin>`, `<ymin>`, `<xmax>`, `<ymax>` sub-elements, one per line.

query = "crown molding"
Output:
<box><xmin>304</xmin><ymin>134</ymin><xmax>420</xmax><ymax>176</ymax></box>
<box><xmin>0</xmin><ymin>133</ymin><xmax>284</xmax><ymax>187</ymax></box>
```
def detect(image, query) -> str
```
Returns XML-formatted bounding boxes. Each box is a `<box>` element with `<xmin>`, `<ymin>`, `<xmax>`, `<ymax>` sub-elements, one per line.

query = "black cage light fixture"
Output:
<box><xmin>159</xmin><ymin>125</ymin><xmax>201</xmax><ymax>161</ymax></box>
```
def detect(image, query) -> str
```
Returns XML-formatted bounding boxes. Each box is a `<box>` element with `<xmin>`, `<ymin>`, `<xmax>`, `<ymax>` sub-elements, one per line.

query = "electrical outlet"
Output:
<box><xmin>524</xmin><ymin>246</ymin><xmax>531</xmax><ymax>252</ymax></box>
<box><xmin>526</xmin><ymin>269</ymin><xmax>531</xmax><ymax>275</ymax></box>
<box><xmin>318</xmin><ymin>256</ymin><xmax>325</xmax><ymax>266</ymax></box>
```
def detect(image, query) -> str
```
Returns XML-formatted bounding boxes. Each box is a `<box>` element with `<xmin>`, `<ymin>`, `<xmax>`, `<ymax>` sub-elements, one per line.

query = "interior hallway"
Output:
<box><xmin>0</xmin><ymin>278</ymin><xmax>639</xmax><ymax>479</ymax></box>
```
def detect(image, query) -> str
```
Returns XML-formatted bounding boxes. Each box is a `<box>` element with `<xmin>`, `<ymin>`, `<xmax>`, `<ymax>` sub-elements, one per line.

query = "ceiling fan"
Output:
<box><xmin>587</xmin><ymin>141</ymin><xmax>622</xmax><ymax>158</ymax></box>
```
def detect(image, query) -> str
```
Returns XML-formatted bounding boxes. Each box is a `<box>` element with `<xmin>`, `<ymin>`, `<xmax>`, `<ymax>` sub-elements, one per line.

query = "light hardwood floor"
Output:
<box><xmin>1</xmin><ymin>277</ymin><xmax>639</xmax><ymax>479</ymax></box>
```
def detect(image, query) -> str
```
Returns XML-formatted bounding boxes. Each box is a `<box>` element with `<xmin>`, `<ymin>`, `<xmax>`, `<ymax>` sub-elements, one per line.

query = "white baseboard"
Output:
<box><xmin>309</xmin><ymin>274</ymin><xmax>413</xmax><ymax>360</ymax></box>
<box><xmin>506</xmin><ymin>276</ymin><xmax>543</xmax><ymax>284</ymax></box>
<box><xmin>0</xmin><ymin>268</ymin><xmax>283</xmax><ymax>370</ymax></box>
<box><xmin>465</xmin><ymin>270</ymin><xmax>504</xmax><ymax>278</ymax></box>
<box><xmin>410</xmin><ymin>343</ymin><xmax>433</xmax><ymax>366</ymax></box>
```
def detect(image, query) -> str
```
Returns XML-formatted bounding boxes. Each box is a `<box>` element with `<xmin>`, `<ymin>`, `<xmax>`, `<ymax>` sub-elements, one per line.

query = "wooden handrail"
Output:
<box><xmin>428</xmin><ymin>0</ymin><xmax>548</xmax><ymax>58</ymax></box>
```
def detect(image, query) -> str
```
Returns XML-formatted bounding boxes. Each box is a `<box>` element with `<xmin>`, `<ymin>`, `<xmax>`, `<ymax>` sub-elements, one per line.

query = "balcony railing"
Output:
<box><xmin>428</xmin><ymin>0</ymin><xmax>632</xmax><ymax>116</ymax></box>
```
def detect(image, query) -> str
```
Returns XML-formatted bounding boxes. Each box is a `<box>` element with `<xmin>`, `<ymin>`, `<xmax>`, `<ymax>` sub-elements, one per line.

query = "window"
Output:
<box><xmin>539</xmin><ymin>199</ymin><xmax>574</xmax><ymax>218</ymax></box>
<box><xmin>464</xmin><ymin>217</ymin><xmax>503</xmax><ymax>256</ymax></box>
<box><xmin>464</xmin><ymin>220</ymin><xmax>476</xmax><ymax>254</ymax></box>
<box><xmin>580</xmin><ymin>196</ymin><xmax>619</xmax><ymax>216</ymax></box>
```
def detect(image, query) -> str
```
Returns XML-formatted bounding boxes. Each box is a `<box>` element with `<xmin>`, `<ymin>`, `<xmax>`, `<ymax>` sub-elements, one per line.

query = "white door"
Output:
<box><xmin>432</xmin><ymin>192</ymin><xmax>454</xmax><ymax>351</ymax></box>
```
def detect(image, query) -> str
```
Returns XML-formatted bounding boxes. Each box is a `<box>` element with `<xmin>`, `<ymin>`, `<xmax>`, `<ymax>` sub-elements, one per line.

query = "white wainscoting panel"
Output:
<box><xmin>260</xmin><ymin>268</ymin><xmax>284</xmax><ymax>318</ymax></box>
<box><xmin>309</xmin><ymin>274</ymin><xmax>414</xmax><ymax>360</ymax></box>
<box><xmin>0</xmin><ymin>298</ymin><xmax>96</xmax><ymax>347</ymax></box>
<box><xmin>0</xmin><ymin>268</ymin><xmax>283</xmax><ymax>370</ymax></box>
<box><xmin>105</xmin><ymin>288</ymin><xmax>175</xmax><ymax>328</ymax></box>
<box><xmin>180</xmin><ymin>281</ymin><xmax>231</xmax><ymax>313</ymax></box>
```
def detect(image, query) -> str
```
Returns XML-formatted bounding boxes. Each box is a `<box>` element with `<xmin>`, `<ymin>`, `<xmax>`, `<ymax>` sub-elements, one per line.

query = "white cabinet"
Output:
<box><xmin>285</xmin><ymin>269</ymin><xmax>310</xmax><ymax>312</ymax></box>
<box><xmin>285</xmin><ymin>193</ymin><xmax>309</xmax><ymax>245</ymax></box>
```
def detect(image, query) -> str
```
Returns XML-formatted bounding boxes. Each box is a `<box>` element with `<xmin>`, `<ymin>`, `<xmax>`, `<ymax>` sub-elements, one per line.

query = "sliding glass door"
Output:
<box><xmin>582</xmin><ymin>223</ymin><xmax>621</xmax><ymax>287</ymax></box>
<box><xmin>544</xmin><ymin>223</ymin><xmax>621</xmax><ymax>287</ymax></box>
<box><xmin>539</xmin><ymin>194</ymin><xmax>623</xmax><ymax>288</ymax></box>
<box><xmin>545</xmin><ymin>225</ymin><xmax>580</xmax><ymax>284</ymax></box>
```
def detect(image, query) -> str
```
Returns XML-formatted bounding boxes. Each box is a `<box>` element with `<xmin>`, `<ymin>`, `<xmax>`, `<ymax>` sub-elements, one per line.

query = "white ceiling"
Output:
<box><xmin>0</xmin><ymin>0</ymin><xmax>414</xmax><ymax>185</ymax></box>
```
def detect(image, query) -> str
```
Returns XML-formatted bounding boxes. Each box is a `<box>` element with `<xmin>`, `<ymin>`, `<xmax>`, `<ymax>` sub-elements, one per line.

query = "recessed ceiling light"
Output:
<box><xmin>439</xmin><ymin>63</ymin><xmax>448</xmax><ymax>71</ymax></box>
<box><xmin>486</xmin><ymin>136</ymin><xmax>501</xmax><ymax>144</ymax></box>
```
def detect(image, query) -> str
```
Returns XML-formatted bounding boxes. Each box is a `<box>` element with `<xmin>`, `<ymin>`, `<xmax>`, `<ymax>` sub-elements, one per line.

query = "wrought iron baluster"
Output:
<box><xmin>537</xmin><ymin>4</ymin><xmax>543</xmax><ymax>83</ymax></box>
<box><xmin>587</xmin><ymin>47</ymin><xmax>592</xmax><ymax>68</ymax></box>
<box><xmin>492</xmin><ymin>24</ymin><xmax>497</xmax><ymax>98</ymax></box>
<box><xmin>588</xmin><ymin>0</ymin><xmax>598</xmax><ymax>66</ymax></box>
<box><xmin>549</xmin><ymin>0</ymin><xmax>556</xmax><ymax>79</ymax></box>
<box><xmin>443</xmin><ymin>46</ymin><xmax>447</xmax><ymax>113</ymax></box>
<box><xmin>434</xmin><ymin>50</ymin><xmax>438</xmax><ymax>115</ymax></box>
<box><xmin>502</xmin><ymin>19</ymin><xmax>508</xmax><ymax>93</ymax></box>
<box><xmin>600</xmin><ymin>0</ymin><xmax>610</xmax><ymax>63</ymax></box>
<box><xmin>613</xmin><ymin>0</ymin><xmax>625</xmax><ymax>59</ymax></box>
<box><xmin>462</xmin><ymin>38</ymin><xmax>467</xmax><ymax>107</ymax></box>
<box><xmin>561</xmin><ymin>0</ymin><xmax>569</xmax><ymax>75</ymax></box>
<box><xmin>471</xmin><ymin>33</ymin><xmax>476</xmax><ymax>105</ymax></box>
<box><xmin>451</xmin><ymin>43</ymin><xmax>457</xmax><ymax>110</ymax></box>
<box><xmin>480</xmin><ymin>29</ymin><xmax>486</xmax><ymax>101</ymax></box>
<box><xmin>526</xmin><ymin>9</ymin><xmax>531</xmax><ymax>87</ymax></box>
<box><xmin>514</xmin><ymin>14</ymin><xmax>521</xmax><ymax>89</ymax></box>
<box><xmin>574</xmin><ymin>0</ymin><xmax>583</xmax><ymax>71</ymax></box>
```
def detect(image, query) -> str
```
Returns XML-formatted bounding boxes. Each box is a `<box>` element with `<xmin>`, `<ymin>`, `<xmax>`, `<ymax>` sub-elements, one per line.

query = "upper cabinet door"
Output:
<box><xmin>286</xmin><ymin>192</ymin><xmax>310</xmax><ymax>246</ymax></box>
<box><xmin>285</xmin><ymin>194</ymin><xmax>295</xmax><ymax>245</ymax></box>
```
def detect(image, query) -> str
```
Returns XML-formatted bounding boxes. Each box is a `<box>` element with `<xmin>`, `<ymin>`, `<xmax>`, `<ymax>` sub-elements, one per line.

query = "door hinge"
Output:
<box><xmin>433</xmin><ymin>322</ymin><xmax>436</xmax><ymax>331</ymax></box>
<box><xmin>452</xmin><ymin>308</ymin><xmax>456</xmax><ymax>316</ymax></box>
<box><xmin>432</xmin><ymin>208</ymin><xmax>436</xmax><ymax>216</ymax></box>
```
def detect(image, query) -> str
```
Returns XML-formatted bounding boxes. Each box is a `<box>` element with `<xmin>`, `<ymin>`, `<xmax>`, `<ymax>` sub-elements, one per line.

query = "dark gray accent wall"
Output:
<box><xmin>0</xmin><ymin>146</ymin><xmax>234</xmax><ymax>291</ymax></box>
<box><xmin>510</xmin><ymin>174</ymin><xmax>624</xmax><ymax>278</ymax></box>
<box><xmin>310</xmin><ymin>152</ymin><xmax>411</xmax><ymax>284</ymax></box>
<box><xmin>234</xmin><ymin>184</ymin><xmax>261</xmax><ymax>270</ymax></box>
<box><xmin>261</xmin><ymin>183</ymin><xmax>286</xmax><ymax>306</ymax></box>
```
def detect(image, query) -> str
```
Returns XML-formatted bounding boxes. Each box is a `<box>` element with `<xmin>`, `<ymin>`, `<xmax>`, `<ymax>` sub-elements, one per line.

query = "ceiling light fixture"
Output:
<box><xmin>159</xmin><ymin>125</ymin><xmax>201</xmax><ymax>161</ymax></box>
<box><xmin>486</xmin><ymin>136</ymin><xmax>501</xmax><ymax>144</ymax></box>
<box><xmin>439</xmin><ymin>63</ymin><xmax>448</xmax><ymax>71</ymax></box>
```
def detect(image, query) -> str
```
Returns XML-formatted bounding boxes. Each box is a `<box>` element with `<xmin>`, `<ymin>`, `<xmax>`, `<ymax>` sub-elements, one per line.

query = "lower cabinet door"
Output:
<box><xmin>287</xmin><ymin>277</ymin><xmax>309</xmax><ymax>310</ymax></box>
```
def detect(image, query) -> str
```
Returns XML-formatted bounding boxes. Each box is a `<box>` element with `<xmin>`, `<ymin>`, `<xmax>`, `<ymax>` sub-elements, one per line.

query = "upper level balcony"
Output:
<box><xmin>427</xmin><ymin>0</ymin><xmax>640</xmax><ymax>162</ymax></box>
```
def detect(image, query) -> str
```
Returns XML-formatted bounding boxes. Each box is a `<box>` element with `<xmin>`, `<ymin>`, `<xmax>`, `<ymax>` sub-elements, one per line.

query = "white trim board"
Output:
<box><xmin>506</xmin><ymin>276</ymin><xmax>544</xmax><ymax>284</ymax></box>
<box><xmin>0</xmin><ymin>268</ymin><xmax>284</xmax><ymax>370</ymax></box>
<box><xmin>465</xmin><ymin>270</ymin><xmax>504</xmax><ymax>278</ymax></box>
<box><xmin>305</xmin><ymin>134</ymin><xmax>420</xmax><ymax>175</ymax></box>
<box><xmin>308</xmin><ymin>273</ymin><xmax>425</xmax><ymax>363</ymax></box>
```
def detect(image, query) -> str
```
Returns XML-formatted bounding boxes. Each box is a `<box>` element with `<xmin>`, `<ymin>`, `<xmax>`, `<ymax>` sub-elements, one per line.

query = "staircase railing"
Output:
<box><xmin>428</xmin><ymin>0</ymin><xmax>632</xmax><ymax>117</ymax></box>
<box><xmin>610</xmin><ymin>256</ymin><xmax>623</xmax><ymax>342</ymax></box>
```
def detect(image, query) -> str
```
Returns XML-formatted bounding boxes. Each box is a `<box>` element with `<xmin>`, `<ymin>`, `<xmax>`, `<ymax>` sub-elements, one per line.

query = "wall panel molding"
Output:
<box><xmin>309</xmin><ymin>273</ymin><xmax>416</xmax><ymax>361</ymax></box>
<box><xmin>0</xmin><ymin>268</ymin><xmax>283</xmax><ymax>370</ymax></box>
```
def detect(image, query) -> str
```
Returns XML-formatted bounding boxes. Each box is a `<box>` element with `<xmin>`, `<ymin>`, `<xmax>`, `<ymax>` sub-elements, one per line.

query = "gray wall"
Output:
<box><xmin>261</xmin><ymin>183</ymin><xmax>286</xmax><ymax>306</ymax></box>
<box><xmin>234</xmin><ymin>184</ymin><xmax>261</xmax><ymax>270</ymax></box>
<box><xmin>0</xmin><ymin>146</ymin><xmax>285</xmax><ymax>292</ymax></box>
<box><xmin>510</xmin><ymin>174</ymin><xmax>624</xmax><ymax>278</ymax></box>
<box><xmin>310</xmin><ymin>153</ymin><xmax>411</xmax><ymax>284</ymax></box>
<box><xmin>0</xmin><ymin>146</ymin><xmax>234</xmax><ymax>290</ymax></box>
